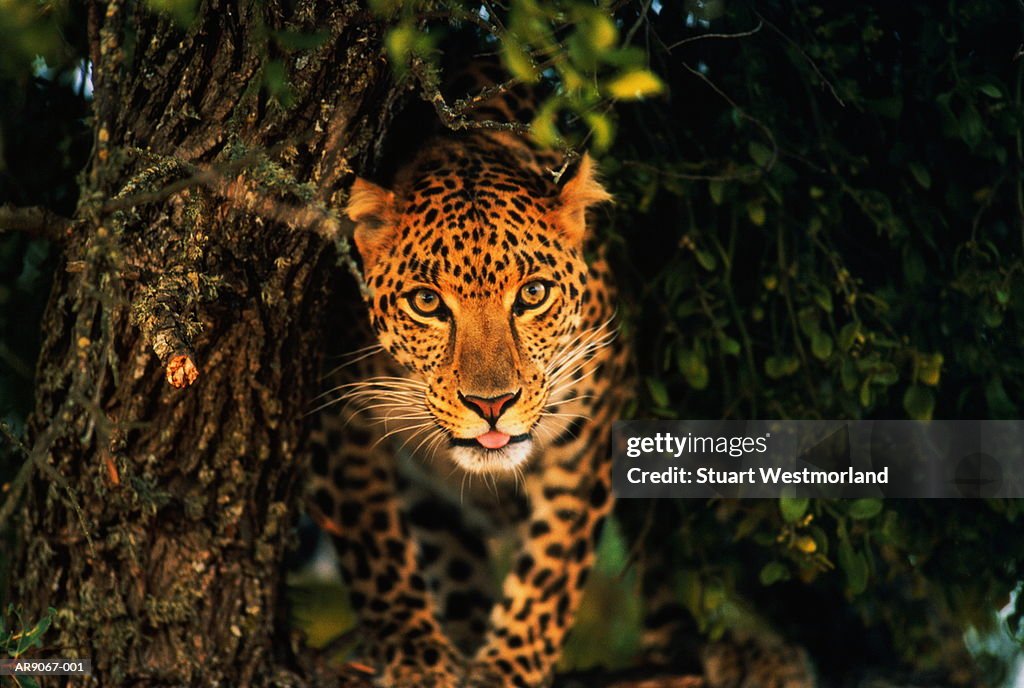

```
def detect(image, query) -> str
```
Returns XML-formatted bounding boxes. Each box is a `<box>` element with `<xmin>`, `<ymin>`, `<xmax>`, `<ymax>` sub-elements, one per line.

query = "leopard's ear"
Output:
<box><xmin>347</xmin><ymin>177</ymin><xmax>397</xmax><ymax>270</ymax></box>
<box><xmin>551</xmin><ymin>154</ymin><xmax>612</xmax><ymax>245</ymax></box>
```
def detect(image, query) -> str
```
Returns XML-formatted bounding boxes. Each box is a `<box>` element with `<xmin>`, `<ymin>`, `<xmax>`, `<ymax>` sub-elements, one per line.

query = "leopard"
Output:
<box><xmin>306</xmin><ymin>65</ymin><xmax>629</xmax><ymax>688</ymax></box>
<box><xmin>305</xmin><ymin>62</ymin><xmax>817</xmax><ymax>688</ymax></box>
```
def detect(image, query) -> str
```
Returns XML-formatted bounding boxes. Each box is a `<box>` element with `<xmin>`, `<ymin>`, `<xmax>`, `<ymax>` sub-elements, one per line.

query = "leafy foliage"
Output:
<box><xmin>372</xmin><ymin>0</ymin><xmax>664</xmax><ymax>151</ymax></box>
<box><xmin>0</xmin><ymin>605</ymin><xmax>57</xmax><ymax>688</ymax></box>
<box><xmin>597</xmin><ymin>0</ymin><xmax>1024</xmax><ymax>681</ymax></box>
<box><xmin>372</xmin><ymin>0</ymin><xmax>1024</xmax><ymax>680</ymax></box>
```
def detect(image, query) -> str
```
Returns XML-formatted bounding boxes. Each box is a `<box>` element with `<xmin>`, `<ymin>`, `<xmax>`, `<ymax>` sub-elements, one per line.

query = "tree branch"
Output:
<box><xmin>131</xmin><ymin>274</ymin><xmax>202</xmax><ymax>389</ymax></box>
<box><xmin>409</xmin><ymin>58</ymin><xmax>532</xmax><ymax>135</ymax></box>
<box><xmin>0</xmin><ymin>204</ymin><xmax>72</xmax><ymax>242</ymax></box>
<box><xmin>103</xmin><ymin>146</ymin><xmax>344</xmax><ymax>241</ymax></box>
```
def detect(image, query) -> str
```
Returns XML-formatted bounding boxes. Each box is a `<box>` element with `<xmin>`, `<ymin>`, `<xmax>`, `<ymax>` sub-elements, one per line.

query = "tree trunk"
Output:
<box><xmin>8</xmin><ymin>1</ymin><xmax>402</xmax><ymax>685</ymax></box>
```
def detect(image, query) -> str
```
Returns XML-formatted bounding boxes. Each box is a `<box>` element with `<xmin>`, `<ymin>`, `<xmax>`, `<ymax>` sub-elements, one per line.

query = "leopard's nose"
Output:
<box><xmin>459</xmin><ymin>390</ymin><xmax>521</xmax><ymax>423</ymax></box>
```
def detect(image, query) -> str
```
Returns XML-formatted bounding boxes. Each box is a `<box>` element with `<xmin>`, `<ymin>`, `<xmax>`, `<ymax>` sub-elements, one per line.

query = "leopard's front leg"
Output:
<box><xmin>308</xmin><ymin>414</ymin><xmax>465</xmax><ymax>687</ymax></box>
<box><xmin>465</xmin><ymin>422</ymin><xmax>615</xmax><ymax>688</ymax></box>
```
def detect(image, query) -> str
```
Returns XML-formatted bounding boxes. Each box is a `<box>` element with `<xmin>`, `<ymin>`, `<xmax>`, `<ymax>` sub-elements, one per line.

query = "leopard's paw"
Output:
<box><xmin>463</xmin><ymin>659</ymin><xmax>532</xmax><ymax>688</ymax></box>
<box><xmin>463</xmin><ymin>664</ymin><xmax>502</xmax><ymax>687</ymax></box>
<box><xmin>368</xmin><ymin>636</ymin><xmax>466</xmax><ymax>688</ymax></box>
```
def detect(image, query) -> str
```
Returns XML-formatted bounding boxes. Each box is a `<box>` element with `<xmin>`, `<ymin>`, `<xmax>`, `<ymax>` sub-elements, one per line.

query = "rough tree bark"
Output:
<box><xmin>7</xmin><ymin>1</ymin><xmax>403</xmax><ymax>685</ymax></box>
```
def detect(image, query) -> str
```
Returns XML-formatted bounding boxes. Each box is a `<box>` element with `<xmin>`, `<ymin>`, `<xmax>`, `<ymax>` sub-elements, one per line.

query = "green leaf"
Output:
<box><xmin>759</xmin><ymin>561</ymin><xmax>789</xmax><ymax>586</ymax></box>
<box><xmin>859</xmin><ymin>378</ymin><xmax>873</xmax><ymax>407</ymax></box>
<box><xmin>848</xmin><ymin>498</ymin><xmax>883</xmax><ymax>520</ymax></box>
<box><xmin>262</xmin><ymin>60</ymin><xmax>289</xmax><ymax>100</ymax></box>
<box><xmin>695</xmin><ymin>250</ymin><xmax>717</xmax><ymax>271</ymax></box>
<box><xmin>765</xmin><ymin>356</ymin><xmax>799</xmax><ymax>379</ymax></box>
<box><xmin>385</xmin><ymin>23</ymin><xmax>415</xmax><ymax>63</ymax></box>
<box><xmin>813</xmin><ymin>287</ymin><xmax>834</xmax><ymax>313</ymax></box>
<box><xmin>838</xmin><ymin>539</ymin><xmax>869</xmax><ymax>595</ymax></box>
<box><xmin>368</xmin><ymin>0</ymin><xmax>402</xmax><ymax>14</ymax></box>
<box><xmin>530</xmin><ymin>98</ymin><xmax>562</xmax><ymax>148</ymax></box>
<box><xmin>145</xmin><ymin>0</ymin><xmax>199</xmax><ymax>26</ymax></box>
<box><xmin>917</xmin><ymin>352</ymin><xmax>943</xmax><ymax>386</ymax></box>
<box><xmin>720</xmin><ymin>337</ymin><xmax>741</xmax><ymax>356</ymax></box>
<box><xmin>14</xmin><ymin>613</ymin><xmax>51</xmax><ymax>655</ymax></box>
<box><xmin>503</xmin><ymin>41</ymin><xmax>539</xmax><ymax>84</ymax></box>
<box><xmin>811</xmin><ymin>332</ymin><xmax>833</xmax><ymax>361</ymax></box>
<box><xmin>677</xmin><ymin>349</ymin><xmax>709</xmax><ymax>390</ymax></box>
<box><xmin>841</xmin><ymin>357</ymin><xmax>858</xmax><ymax>392</ymax></box>
<box><xmin>605</xmin><ymin>69</ymin><xmax>665</xmax><ymax>100</ymax></box>
<box><xmin>581</xmin><ymin>11</ymin><xmax>618</xmax><ymax>51</ymax></box>
<box><xmin>646</xmin><ymin>377</ymin><xmax>670</xmax><ymax>407</ymax></box>
<box><xmin>797</xmin><ymin>307</ymin><xmax>817</xmax><ymax>337</ymax></box>
<box><xmin>583</xmin><ymin>112</ymin><xmax>614</xmax><ymax>152</ymax></box>
<box><xmin>871</xmin><ymin>363</ymin><xmax>899</xmax><ymax>386</ymax></box>
<box><xmin>597</xmin><ymin>46</ymin><xmax>648</xmax><ymax>68</ymax></box>
<box><xmin>780</xmin><ymin>496</ymin><xmax>809</xmax><ymax>523</ymax></box>
<box><xmin>746</xmin><ymin>201</ymin><xmax>766</xmax><ymax>227</ymax></box>
<box><xmin>748</xmin><ymin>142</ymin><xmax>772</xmax><ymax>168</ymax></box>
<box><xmin>902</xmin><ymin>385</ymin><xmax>934</xmax><ymax>420</ymax></box>
<box><xmin>708</xmin><ymin>180</ymin><xmax>725</xmax><ymax>205</ymax></box>
<box><xmin>908</xmin><ymin>162</ymin><xmax>931</xmax><ymax>189</ymax></box>
<box><xmin>838</xmin><ymin>323</ymin><xmax>859</xmax><ymax>351</ymax></box>
<box><xmin>959</xmin><ymin>104</ymin><xmax>985</xmax><ymax>147</ymax></box>
<box><xmin>979</xmin><ymin>83</ymin><xmax>1003</xmax><ymax>99</ymax></box>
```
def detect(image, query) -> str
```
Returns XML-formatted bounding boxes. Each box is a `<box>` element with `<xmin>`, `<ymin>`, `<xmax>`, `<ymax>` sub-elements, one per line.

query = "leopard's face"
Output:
<box><xmin>346</xmin><ymin>149</ymin><xmax>609</xmax><ymax>474</ymax></box>
<box><xmin>362</xmin><ymin>212</ymin><xmax>587</xmax><ymax>473</ymax></box>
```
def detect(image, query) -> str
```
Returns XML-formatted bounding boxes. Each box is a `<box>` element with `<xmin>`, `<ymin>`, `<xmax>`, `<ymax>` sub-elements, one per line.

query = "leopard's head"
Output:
<box><xmin>345</xmin><ymin>148</ymin><xmax>610</xmax><ymax>474</ymax></box>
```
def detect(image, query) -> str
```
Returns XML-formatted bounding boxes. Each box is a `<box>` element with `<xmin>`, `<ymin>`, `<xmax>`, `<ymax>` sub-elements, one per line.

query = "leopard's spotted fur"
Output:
<box><xmin>307</xmin><ymin>68</ymin><xmax>627</xmax><ymax>688</ymax></box>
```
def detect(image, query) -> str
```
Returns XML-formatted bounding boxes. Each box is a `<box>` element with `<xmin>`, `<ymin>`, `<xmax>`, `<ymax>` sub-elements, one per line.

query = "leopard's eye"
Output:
<box><xmin>408</xmin><ymin>288</ymin><xmax>445</xmax><ymax>317</ymax></box>
<box><xmin>515</xmin><ymin>280</ymin><xmax>550</xmax><ymax>312</ymax></box>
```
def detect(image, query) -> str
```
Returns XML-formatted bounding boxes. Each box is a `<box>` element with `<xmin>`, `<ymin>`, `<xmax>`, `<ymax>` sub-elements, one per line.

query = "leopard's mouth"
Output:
<box><xmin>447</xmin><ymin>433</ymin><xmax>535</xmax><ymax>474</ymax></box>
<box><xmin>450</xmin><ymin>432</ymin><xmax>531</xmax><ymax>450</ymax></box>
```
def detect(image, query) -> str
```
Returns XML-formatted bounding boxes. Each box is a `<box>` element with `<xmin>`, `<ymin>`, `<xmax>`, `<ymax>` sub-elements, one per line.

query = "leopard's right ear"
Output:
<box><xmin>347</xmin><ymin>178</ymin><xmax>397</xmax><ymax>270</ymax></box>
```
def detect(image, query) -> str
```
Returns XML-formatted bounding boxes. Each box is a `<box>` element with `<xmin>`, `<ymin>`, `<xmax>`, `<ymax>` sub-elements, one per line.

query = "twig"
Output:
<box><xmin>0</xmin><ymin>419</ymin><xmax>85</xmax><ymax>550</ymax></box>
<box><xmin>755</xmin><ymin>11</ymin><xmax>845</xmax><ymax>107</ymax></box>
<box><xmin>680</xmin><ymin>62</ymin><xmax>778</xmax><ymax>175</ymax></box>
<box><xmin>623</xmin><ymin>0</ymin><xmax>654</xmax><ymax>47</ymax></box>
<box><xmin>0</xmin><ymin>204</ymin><xmax>72</xmax><ymax>242</ymax></box>
<box><xmin>131</xmin><ymin>274</ymin><xmax>201</xmax><ymax>389</ymax></box>
<box><xmin>0</xmin><ymin>424</ymin><xmax>35</xmax><ymax>528</ymax></box>
<box><xmin>452</xmin><ymin>77</ymin><xmax>523</xmax><ymax>113</ymax></box>
<box><xmin>664</xmin><ymin>21</ymin><xmax>763</xmax><ymax>51</ymax></box>
<box><xmin>418</xmin><ymin>8</ymin><xmax>502</xmax><ymax>38</ymax></box>
<box><xmin>409</xmin><ymin>58</ymin><xmax>531</xmax><ymax>135</ymax></box>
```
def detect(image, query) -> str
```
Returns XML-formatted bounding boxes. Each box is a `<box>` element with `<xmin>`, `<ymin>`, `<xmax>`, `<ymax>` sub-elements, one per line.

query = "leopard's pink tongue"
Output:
<box><xmin>477</xmin><ymin>430</ymin><xmax>511</xmax><ymax>449</ymax></box>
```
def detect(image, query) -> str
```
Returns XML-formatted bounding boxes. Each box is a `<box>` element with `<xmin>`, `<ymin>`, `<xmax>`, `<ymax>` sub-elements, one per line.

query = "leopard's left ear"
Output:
<box><xmin>347</xmin><ymin>177</ymin><xmax>397</xmax><ymax>270</ymax></box>
<box><xmin>550</xmin><ymin>154</ymin><xmax>613</xmax><ymax>244</ymax></box>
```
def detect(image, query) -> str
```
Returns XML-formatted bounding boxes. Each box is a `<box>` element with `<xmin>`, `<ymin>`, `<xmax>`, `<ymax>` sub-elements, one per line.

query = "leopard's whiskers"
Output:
<box><xmin>320</xmin><ymin>344</ymin><xmax>385</xmax><ymax>380</ymax></box>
